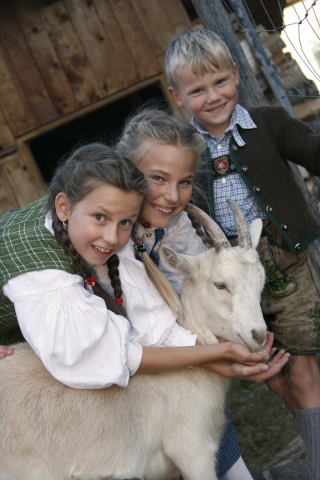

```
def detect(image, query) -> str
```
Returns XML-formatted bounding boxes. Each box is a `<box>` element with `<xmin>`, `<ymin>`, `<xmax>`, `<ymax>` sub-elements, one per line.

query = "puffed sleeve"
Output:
<box><xmin>95</xmin><ymin>242</ymin><xmax>197</xmax><ymax>348</ymax></box>
<box><xmin>3</xmin><ymin>270</ymin><xmax>142</xmax><ymax>389</ymax></box>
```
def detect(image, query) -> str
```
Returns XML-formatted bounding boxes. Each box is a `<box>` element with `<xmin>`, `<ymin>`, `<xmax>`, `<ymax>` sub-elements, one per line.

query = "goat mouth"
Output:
<box><xmin>248</xmin><ymin>346</ymin><xmax>266</xmax><ymax>353</ymax></box>
<box><xmin>239</xmin><ymin>335</ymin><xmax>266</xmax><ymax>353</ymax></box>
<box><xmin>217</xmin><ymin>336</ymin><xmax>266</xmax><ymax>354</ymax></box>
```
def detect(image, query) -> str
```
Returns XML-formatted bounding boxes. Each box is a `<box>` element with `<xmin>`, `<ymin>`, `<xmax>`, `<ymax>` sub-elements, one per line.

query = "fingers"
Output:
<box><xmin>246</xmin><ymin>350</ymin><xmax>290</xmax><ymax>383</ymax></box>
<box><xmin>238</xmin><ymin>363</ymin><xmax>270</xmax><ymax>378</ymax></box>
<box><xmin>227</xmin><ymin>342</ymin><xmax>271</xmax><ymax>364</ymax></box>
<box><xmin>243</xmin><ymin>333</ymin><xmax>279</xmax><ymax>366</ymax></box>
<box><xmin>240</xmin><ymin>350</ymin><xmax>271</xmax><ymax>365</ymax></box>
<box><xmin>0</xmin><ymin>346</ymin><xmax>13</xmax><ymax>359</ymax></box>
<box><xmin>263</xmin><ymin>332</ymin><xmax>274</xmax><ymax>354</ymax></box>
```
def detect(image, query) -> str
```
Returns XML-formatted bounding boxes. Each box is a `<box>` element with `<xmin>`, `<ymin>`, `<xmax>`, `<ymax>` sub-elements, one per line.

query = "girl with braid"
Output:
<box><xmin>115</xmin><ymin>107</ymin><xmax>287</xmax><ymax>480</ymax></box>
<box><xmin>0</xmin><ymin>142</ymin><xmax>287</xmax><ymax>391</ymax></box>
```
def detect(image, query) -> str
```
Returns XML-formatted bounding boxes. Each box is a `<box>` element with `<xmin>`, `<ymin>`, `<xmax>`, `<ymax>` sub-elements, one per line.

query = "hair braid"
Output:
<box><xmin>133</xmin><ymin>234</ymin><xmax>182</xmax><ymax>319</ymax></box>
<box><xmin>92</xmin><ymin>283</ymin><xmax>127</xmax><ymax>317</ymax></box>
<box><xmin>185</xmin><ymin>204</ymin><xmax>213</xmax><ymax>249</ymax></box>
<box><xmin>106</xmin><ymin>255</ymin><xmax>127</xmax><ymax>316</ymax></box>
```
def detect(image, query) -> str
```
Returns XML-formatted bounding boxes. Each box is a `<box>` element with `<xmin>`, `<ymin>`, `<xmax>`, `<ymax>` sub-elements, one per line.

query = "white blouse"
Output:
<box><xmin>3</xmin><ymin>213</ymin><xmax>197</xmax><ymax>389</ymax></box>
<box><xmin>94</xmin><ymin>240</ymin><xmax>197</xmax><ymax>349</ymax></box>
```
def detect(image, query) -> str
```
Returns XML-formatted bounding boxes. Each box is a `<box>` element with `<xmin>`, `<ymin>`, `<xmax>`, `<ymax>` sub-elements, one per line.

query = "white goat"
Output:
<box><xmin>0</xmin><ymin>200</ymin><xmax>267</xmax><ymax>480</ymax></box>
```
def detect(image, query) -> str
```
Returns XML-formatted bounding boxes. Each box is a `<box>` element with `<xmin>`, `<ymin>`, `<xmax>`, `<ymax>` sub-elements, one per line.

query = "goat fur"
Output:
<box><xmin>0</xmin><ymin>218</ymin><xmax>266</xmax><ymax>480</ymax></box>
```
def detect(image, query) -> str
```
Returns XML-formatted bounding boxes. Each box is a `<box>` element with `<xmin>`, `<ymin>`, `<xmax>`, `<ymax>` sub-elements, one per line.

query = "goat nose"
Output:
<box><xmin>252</xmin><ymin>329</ymin><xmax>266</xmax><ymax>346</ymax></box>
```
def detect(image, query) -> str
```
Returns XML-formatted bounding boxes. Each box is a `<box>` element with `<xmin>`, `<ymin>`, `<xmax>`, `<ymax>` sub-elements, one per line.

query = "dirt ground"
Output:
<box><xmin>226</xmin><ymin>379</ymin><xmax>303</xmax><ymax>474</ymax></box>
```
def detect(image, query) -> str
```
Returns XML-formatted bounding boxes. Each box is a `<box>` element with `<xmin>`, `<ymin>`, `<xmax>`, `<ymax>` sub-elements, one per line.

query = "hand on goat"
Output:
<box><xmin>210</xmin><ymin>331</ymin><xmax>276</xmax><ymax>365</ymax></box>
<box><xmin>0</xmin><ymin>345</ymin><xmax>13</xmax><ymax>359</ymax></box>
<box><xmin>200</xmin><ymin>332</ymin><xmax>290</xmax><ymax>383</ymax></box>
<box><xmin>200</xmin><ymin>349</ymin><xmax>290</xmax><ymax>382</ymax></box>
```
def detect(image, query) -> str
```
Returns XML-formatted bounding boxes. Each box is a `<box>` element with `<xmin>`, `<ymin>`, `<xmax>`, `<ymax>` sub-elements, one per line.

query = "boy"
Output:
<box><xmin>165</xmin><ymin>29</ymin><xmax>320</xmax><ymax>479</ymax></box>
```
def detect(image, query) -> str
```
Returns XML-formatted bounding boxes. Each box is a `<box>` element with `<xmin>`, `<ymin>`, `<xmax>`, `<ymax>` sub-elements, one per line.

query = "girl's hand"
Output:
<box><xmin>220</xmin><ymin>332</ymin><xmax>276</xmax><ymax>366</ymax></box>
<box><xmin>0</xmin><ymin>346</ymin><xmax>13</xmax><ymax>359</ymax></box>
<box><xmin>201</xmin><ymin>348</ymin><xmax>290</xmax><ymax>383</ymax></box>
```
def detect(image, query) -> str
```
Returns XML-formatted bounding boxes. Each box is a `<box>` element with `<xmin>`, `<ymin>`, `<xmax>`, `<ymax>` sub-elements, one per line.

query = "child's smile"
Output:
<box><xmin>169</xmin><ymin>59</ymin><xmax>240</xmax><ymax>139</ymax></box>
<box><xmin>151</xmin><ymin>204</ymin><xmax>176</xmax><ymax>215</ymax></box>
<box><xmin>56</xmin><ymin>184</ymin><xmax>143</xmax><ymax>266</ymax></box>
<box><xmin>206</xmin><ymin>102</ymin><xmax>227</xmax><ymax>114</ymax></box>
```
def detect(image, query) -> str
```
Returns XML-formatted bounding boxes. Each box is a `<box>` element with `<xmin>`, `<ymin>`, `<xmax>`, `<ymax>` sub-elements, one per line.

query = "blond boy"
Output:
<box><xmin>165</xmin><ymin>29</ymin><xmax>320</xmax><ymax>480</ymax></box>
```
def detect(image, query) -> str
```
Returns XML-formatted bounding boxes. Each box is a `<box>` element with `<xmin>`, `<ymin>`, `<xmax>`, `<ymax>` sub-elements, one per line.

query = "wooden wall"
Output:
<box><xmin>0</xmin><ymin>0</ymin><xmax>192</xmax><ymax>214</ymax></box>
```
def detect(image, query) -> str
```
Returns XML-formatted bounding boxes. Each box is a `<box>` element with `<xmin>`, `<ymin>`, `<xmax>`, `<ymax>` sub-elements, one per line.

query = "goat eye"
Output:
<box><xmin>215</xmin><ymin>283</ymin><xmax>226</xmax><ymax>290</ymax></box>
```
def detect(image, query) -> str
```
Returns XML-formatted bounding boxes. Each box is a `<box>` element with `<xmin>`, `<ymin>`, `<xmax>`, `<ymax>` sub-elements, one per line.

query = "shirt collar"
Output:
<box><xmin>191</xmin><ymin>104</ymin><xmax>257</xmax><ymax>146</ymax></box>
<box><xmin>135</xmin><ymin>222</ymin><xmax>167</xmax><ymax>238</ymax></box>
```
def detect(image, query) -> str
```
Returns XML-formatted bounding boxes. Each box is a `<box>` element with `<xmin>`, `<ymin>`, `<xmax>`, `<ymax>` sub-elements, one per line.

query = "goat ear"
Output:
<box><xmin>249</xmin><ymin>218</ymin><xmax>263</xmax><ymax>250</ymax></box>
<box><xmin>160</xmin><ymin>246</ymin><xmax>193</xmax><ymax>275</ymax></box>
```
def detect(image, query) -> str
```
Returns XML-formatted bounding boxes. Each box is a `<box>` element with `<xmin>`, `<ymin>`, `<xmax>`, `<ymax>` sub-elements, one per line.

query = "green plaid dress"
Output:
<box><xmin>0</xmin><ymin>197</ymin><xmax>79</xmax><ymax>345</ymax></box>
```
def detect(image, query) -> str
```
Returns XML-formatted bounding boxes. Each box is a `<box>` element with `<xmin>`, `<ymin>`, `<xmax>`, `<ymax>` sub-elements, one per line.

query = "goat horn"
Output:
<box><xmin>227</xmin><ymin>199</ymin><xmax>252</xmax><ymax>249</ymax></box>
<box><xmin>185</xmin><ymin>204</ymin><xmax>230</xmax><ymax>252</ymax></box>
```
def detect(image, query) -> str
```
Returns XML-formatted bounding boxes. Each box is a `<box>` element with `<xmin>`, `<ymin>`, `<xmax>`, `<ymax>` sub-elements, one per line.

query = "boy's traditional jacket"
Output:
<box><xmin>201</xmin><ymin>106</ymin><xmax>320</xmax><ymax>252</ymax></box>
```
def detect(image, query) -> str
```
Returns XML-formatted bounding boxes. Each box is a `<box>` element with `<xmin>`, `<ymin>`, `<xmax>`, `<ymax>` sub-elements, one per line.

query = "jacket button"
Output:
<box><xmin>146</xmin><ymin>233</ymin><xmax>152</xmax><ymax>237</ymax></box>
<box><xmin>231</xmin><ymin>144</ymin><xmax>238</xmax><ymax>151</ymax></box>
<box><xmin>281</xmin><ymin>224</ymin><xmax>288</xmax><ymax>230</ymax></box>
<box><xmin>253</xmin><ymin>186</ymin><xmax>260</xmax><ymax>192</ymax></box>
<box><xmin>266</xmin><ymin>205</ymin><xmax>273</xmax><ymax>213</ymax></box>
<box><xmin>241</xmin><ymin>165</ymin><xmax>249</xmax><ymax>173</ymax></box>
<box><xmin>295</xmin><ymin>243</ymin><xmax>301</xmax><ymax>250</ymax></box>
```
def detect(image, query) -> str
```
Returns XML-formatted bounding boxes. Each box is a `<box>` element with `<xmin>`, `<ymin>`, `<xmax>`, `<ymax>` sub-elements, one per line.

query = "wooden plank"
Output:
<box><xmin>130</xmin><ymin>0</ymin><xmax>173</xmax><ymax>66</ymax></box>
<box><xmin>36</xmin><ymin>0</ymin><xmax>101</xmax><ymax>107</ymax></box>
<box><xmin>93</xmin><ymin>0</ymin><xmax>140</xmax><ymax>85</ymax></box>
<box><xmin>0</xmin><ymin>43</ymin><xmax>36</xmax><ymax>136</ymax></box>
<box><xmin>131</xmin><ymin>0</ymin><xmax>191</xmax><ymax>68</ymax></box>
<box><xmin>65</xmin><ymin>0</ymin><xmax>126</xmax><ymax>96</ymax></box>
<box><xmin>0</xmin><ymin>108</ymin><xmax>15</xmax><ymax>153</ymax></box>
<box><xmin>0</xmin><ymin>152</ymin><xmax>41</xmax><ymax>209</ymax></box>
<box><xmin>161</xmin><ymin>0</ymin><xmax>192</xmax><ymax>29</ymax></box>
<box><xmin>0</xmin><ymin>3</ymin><xmax>58</xmax><ymax>125</ymax></box>
<box><xmin>109</xmin><ymin>0</ymin><xmax>160</xmax><ymax>80</ymax></box>
<box><xmin>16</xmin><ymin>140</ymin><xmax>47</xmax><ymax>197</ymax></box>
<box><xmin>17</xmin><ymin>74</ymin><xmax>166</xmax><ymax>143</ymax></box>
<box><xmin>12</xmin><ymin>0</ymin><xmax>78</xmax><ymax>116</ymax></box>
<box><xmin>0</xmin><ymin>166</ymin><xmax>19</xmax><ymax>215</ymax></box>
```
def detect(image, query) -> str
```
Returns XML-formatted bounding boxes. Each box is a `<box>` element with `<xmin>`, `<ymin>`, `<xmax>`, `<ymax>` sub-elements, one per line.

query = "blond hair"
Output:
<box><xmin>116</xmin><ymin>106</ymin><xmax>205</xmax><ymax>168</ymax></box>
<box><xmin>165</xmin><ymin>29</ymin><xmax>235</xmax><ymax>89</ymax></box>
<box><xmin>116</xmin><ymin>106</ymin><xmax>207</xmax><ymax>318</ymax></box>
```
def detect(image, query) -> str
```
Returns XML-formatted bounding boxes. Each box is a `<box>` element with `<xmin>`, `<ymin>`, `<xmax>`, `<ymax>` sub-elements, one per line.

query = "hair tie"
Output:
<box><xmin>85</xmin><ymin>276</ymin><xmax>96</xmax><ymax>287</ymax></box>
<box><xmin>115</xmin><ymin>297</ymin><xmax>123</xmax><ymax>305</ymax></box>
<box><xmin>135</xmin><ymin>241</ymin><xmax>147</xmax><ymax>253</ymax></box>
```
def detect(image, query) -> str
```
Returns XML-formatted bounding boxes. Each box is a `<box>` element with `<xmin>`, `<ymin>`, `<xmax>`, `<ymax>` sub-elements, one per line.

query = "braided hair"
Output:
<box><xmin>47</xmin><ymin>142</ymin><xmax>148</xmax><ymax>317</ymax></box>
